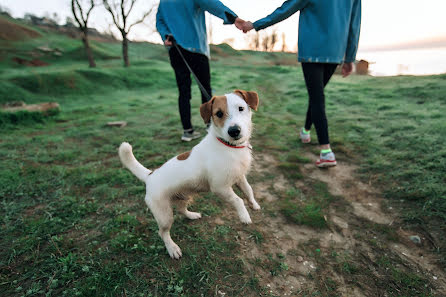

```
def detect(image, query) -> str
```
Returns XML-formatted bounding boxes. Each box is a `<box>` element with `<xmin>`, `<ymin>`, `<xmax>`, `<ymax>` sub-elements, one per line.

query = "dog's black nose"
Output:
<box><xmin>228</xmin><ymin>125</ymin><xmax>241</xmax><ymax>138</ymax></box>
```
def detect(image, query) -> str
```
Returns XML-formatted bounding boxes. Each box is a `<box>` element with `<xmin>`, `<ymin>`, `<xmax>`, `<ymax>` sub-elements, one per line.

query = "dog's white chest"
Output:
<box><xmin>209</xmin><ymin>148</ymin><xmax>251</xmax><ymax>183</ymax></box>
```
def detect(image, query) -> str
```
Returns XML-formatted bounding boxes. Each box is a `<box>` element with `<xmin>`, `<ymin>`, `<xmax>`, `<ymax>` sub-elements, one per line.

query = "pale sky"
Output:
<box><xmin>2</xmin><ymin>0</ymin><xmax>446</xmax><ymax>52</ymax></box>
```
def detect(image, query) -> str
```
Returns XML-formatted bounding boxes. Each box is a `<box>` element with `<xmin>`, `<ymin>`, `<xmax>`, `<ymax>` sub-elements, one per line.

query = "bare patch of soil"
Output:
<box><xmin>12</xmin><ymin>57</ymin><xmax>49</xmax><ymax>67</ymax></box>
<box><xmin>0</xmin><ymin>17</ymin><xmax>41</xmax><ymax>41</ymax></box>
<box><xmin>220</xmin><ymin>152</ymin><xmax>446</xmax><ymax>296</ymax></box>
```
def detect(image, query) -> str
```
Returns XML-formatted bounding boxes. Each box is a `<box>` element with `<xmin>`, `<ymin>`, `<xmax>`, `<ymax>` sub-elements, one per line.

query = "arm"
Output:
<box><xmin>253</xmin><ymin>0</ymin><xmax>310</xmax><ymax>31</ymax></box>
<box><xmin>194</xmin><ymin>0</ymin><xmax>238</xmax><ymax>24</ymax></box>
<box><xmin>344</xmin><ymin>0</ymin><xmax>361</xmax><ymax>63</ymax></box>
<box><xmin>156</xmin><ymin>4</ymin><xmax>171</xmax><ymax>43</ymax></box>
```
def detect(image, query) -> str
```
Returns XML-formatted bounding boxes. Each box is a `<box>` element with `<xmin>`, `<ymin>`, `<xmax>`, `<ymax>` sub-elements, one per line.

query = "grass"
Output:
<box><xmin>279</xmin><ymin>183</ymin><xmax>335</xmax><ymax>228</ymax></box>
<box><xmin>0</xmin><ymin>15</ymin><xmax>445</xmax><ymax>296</ymax></box>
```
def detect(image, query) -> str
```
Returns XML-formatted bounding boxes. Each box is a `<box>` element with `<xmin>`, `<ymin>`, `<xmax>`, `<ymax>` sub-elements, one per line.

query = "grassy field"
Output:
<box><xmin>0</xmin><ymin>16</ymin><xmax>445</xmax><ymax>296</ymax></box>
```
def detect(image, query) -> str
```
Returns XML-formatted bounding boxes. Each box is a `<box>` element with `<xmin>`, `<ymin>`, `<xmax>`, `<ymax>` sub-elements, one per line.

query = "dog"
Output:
<box><xmin>118</xmin><ymin>90</ymin><xmax>261</xmax><ymax>259</ymax></box>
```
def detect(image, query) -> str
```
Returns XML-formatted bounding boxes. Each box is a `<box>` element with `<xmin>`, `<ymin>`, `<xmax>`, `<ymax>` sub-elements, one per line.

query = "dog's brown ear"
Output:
<box><xmin>234</xmin><ymin>90</ymin><xmax>259</xmax><ymax>111</ymax></box>
<box><xmin>200</xmin><ymin>97</ymin><xmax>215</xmax><ymax>123</ymax></box>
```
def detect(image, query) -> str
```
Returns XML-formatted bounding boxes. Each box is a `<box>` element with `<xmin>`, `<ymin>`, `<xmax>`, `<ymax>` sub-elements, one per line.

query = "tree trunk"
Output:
<box><xmin>122</xmin><ymin>33</ymin><xmax>129</xmax><ymax>67</ymax></box>
<box><xmin>82</xmin><ymin>31</ymin><xmax>96</xmax><ymax>68</ymax></box>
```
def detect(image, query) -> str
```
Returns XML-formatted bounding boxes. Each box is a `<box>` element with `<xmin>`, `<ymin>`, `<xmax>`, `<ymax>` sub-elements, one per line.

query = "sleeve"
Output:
<box><xmin>253</xmin><ymin>0</ymin><xmax>310</xmax><ymax>31</ymax></box>
<box><xmin>156</xmin><ymin>4</ymin><xmax>170</xmax><ymax>41</ymax></box>
<box><xmin>194</xmin><ymin>0</ymin><xmax>238</xmax><ymax>24</ymax></box>
<box><xmin>344</xmin><ymin>0</ymin><xmax>361</xmax><ymax>63</ymax></box>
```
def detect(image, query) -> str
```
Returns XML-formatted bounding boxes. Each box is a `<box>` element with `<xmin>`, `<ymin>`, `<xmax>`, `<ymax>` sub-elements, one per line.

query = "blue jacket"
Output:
<box><xmin>254</xmin><ymin>0</ymin><xmax>361</xmax><ymax>63</ymax></box>
<box><xmin>156</xmin><ymin>0</ymin><xmax>237</xmax><ymax>58</ymax></box>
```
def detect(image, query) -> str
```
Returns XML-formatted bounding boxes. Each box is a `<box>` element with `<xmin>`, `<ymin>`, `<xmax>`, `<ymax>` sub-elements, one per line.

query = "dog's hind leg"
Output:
<box><xmin>176</xmin><ymin>198</ymin><xmax>202</xmax><ymax>220</ymax></box>
<box><xmin>213</xmin><ymin>187</ymin><xmax>252</xmax><ymax>224</ymax></box>
<box><xmin>236</xmin><ymin>175</ymin><xmax>261</xmax><ymax>210</ymax></box>
<box><xmin>147</xmin><ymin>196</ymin><xmax>182</xmax><ymax>259</ymax></box>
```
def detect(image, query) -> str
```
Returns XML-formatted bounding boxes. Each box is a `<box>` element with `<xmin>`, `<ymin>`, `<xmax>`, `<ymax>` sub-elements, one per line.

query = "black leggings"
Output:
<box><xmin>301</xmin><ymin>63</ymin><xmax>338</xmax><ymax>145</ymax></box>
<box><xmin>169</xmin><ymin>46</ymin><xmax>212</xmax><ymax>130</ymax></box>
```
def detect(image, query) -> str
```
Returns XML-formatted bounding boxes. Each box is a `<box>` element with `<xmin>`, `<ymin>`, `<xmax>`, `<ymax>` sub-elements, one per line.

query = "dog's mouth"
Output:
<box><xmin>218</xmin><ymin>136</ymin><xmax>246</xmax><ymax>147</ymax></box>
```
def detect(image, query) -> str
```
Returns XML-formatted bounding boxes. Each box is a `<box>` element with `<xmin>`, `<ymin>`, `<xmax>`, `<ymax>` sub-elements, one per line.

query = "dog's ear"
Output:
<box><xmin>200</xmin><ymin>97</ymin><xmax>215</xmax><ymax>123</ymax></box>
<box><xmin>234</xmin><ymin>90</ymin><xmax>259</xmax><ymax>111</ymax></box>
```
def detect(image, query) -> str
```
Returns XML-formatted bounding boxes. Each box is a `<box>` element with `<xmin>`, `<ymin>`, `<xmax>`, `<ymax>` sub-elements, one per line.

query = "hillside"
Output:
<box><xmin>0</xmin><ymin>16</ymin><xmax>41</xmax><ymax>41</ymax></box>
<box><xmin>1</xmin><ymin>15</ymin><xmax>445</xmax><ymax>297</ymax></box>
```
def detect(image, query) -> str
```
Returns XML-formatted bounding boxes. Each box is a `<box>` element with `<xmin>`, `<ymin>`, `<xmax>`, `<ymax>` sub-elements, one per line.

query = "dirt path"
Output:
<box><xmin>219</xmin><ymin>152</ymin><xmax>446</xmax><ymax>296</ymax></box>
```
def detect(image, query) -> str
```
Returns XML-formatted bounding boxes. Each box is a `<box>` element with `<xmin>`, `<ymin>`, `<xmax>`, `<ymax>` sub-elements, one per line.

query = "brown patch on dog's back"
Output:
<box><xmin>212</xmin><ymin>96</ymin><xmax>228</xmax><ymax>128</ymax></box>
<box><xmin>177</xmin><ymin>151</ymin><xmax>191</xmax><ymax>161</ymax></box>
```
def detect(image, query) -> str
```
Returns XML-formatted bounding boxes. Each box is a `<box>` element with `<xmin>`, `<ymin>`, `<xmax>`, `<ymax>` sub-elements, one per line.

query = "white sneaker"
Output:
<box><xmin>299</xmin><ymin>128</ymin><xmax>311</xmax><ymax>143</ymax></box>
<box><xmin>316</xmin><ymin>151</ymin><xmax>337</xmax><ymax>167</ymax></box>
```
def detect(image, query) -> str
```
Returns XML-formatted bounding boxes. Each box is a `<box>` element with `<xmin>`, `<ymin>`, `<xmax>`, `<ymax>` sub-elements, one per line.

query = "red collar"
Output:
<box><xmin>216</xmin><ymin>137</ymin><xmax>247</xmax><ymax>149</ymax></box>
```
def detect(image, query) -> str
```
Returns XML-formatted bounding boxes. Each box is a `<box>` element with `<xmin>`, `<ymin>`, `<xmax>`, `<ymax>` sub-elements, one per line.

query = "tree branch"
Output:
<box><xmin>125</xmin><ymin>0</ymin><xmax>136</xmax><ymax>19</ymax></box>
<box><xmin>121</xmin><ymin>0</ymin><xmax>126</xmax><ymax>30</ymax></box>
<box><xmin>72</xmin><ymin>0</ymin><xmax>85</xmax><ymax>30</ymax></box>
<box><xmin>86</xmin><ymin>0</ymin><xmax>95</xmax><ymax>21</ymax></box>
<box><xmin>103</xmin><ymin>0</ymin><xmax>121</xmax><ymax>30</ymax></box>
<box><xmin>76</xmin><ymin>0</ymin><xmax>87</xmax><ymax>25</ymax></box>
<box><xmin>128</xmin><ymin>5</ymin><xmax>154</xmax><ymax>31</ymax></box>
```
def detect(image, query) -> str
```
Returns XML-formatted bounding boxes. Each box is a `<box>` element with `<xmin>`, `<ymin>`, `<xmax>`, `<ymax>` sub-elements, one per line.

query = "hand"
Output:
<box><xmin>234</xmin><ymin>17</ymin><xmax>245</xmax><ymax>31</ymax></box>
<box><xmin>342</xmin><ymin>62</ymin><xmax>353</xmax><ymax>77</ymax></box>
<box><xmin>242</xmin><ymin>21</ymin><xmax>254</xmax><ymax>33</ymax></box>
<box><xmin>164</xmin><ymin>39</ymin><xmax>172</xmax><ymax>46</ymax></box>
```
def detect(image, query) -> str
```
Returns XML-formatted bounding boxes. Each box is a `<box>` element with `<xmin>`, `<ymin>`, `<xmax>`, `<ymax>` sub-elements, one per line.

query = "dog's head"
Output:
<box><xmin>200</xmin><ymin>90</ymin><xmax>259</xmax><ymax>146</ymax></box>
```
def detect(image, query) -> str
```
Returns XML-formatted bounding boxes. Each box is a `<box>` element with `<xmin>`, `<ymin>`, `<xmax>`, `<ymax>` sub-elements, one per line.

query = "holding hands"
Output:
<box><xmin>234</xmin><ymin>18</ymin><xmax>254</xmax><ymax>33</ymax></box>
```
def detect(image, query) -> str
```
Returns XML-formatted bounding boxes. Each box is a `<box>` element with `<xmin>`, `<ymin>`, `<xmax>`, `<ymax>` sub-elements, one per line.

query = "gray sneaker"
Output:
<box><xmin>181</xmin><ymin>129</ymin><xmax>201</xmax><ymax>142</ymax></box>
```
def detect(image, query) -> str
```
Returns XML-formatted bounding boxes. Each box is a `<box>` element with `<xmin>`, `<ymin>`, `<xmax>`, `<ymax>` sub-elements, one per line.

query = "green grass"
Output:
<box><xmin>0</xmin><ymin>15</ymin><xmax>444</xmax><ymax>296</ymax></box>
<box><xmin>279</xmin><ymin>183</ymin><xmax>334</xmax><ymax>228</ymax></box>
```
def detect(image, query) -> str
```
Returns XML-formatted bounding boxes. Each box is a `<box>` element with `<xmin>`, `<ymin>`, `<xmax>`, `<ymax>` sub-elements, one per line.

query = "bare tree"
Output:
<box><xmin>246</xmin><ymin>32</ymin><xmax>260</xmax><ymax>51</ymax></box>
<box><xmin>260</xmin><ymin>29</ymin><xmax>279</xmax><ymax>52</ymax></box>
<box><xmin>103</xmin><ymin>0</ymin><xmax>156</xmax><ymax>67</ymax></box>
<box><xmin>71</xmin><ymin>0</ymin><xmax>97</xmax><ymax>67</ymax></box>
<box><xmin>269</xmin><ymin>29</ymin><xmax>279</xmax><ymax>52</ymax></box>
<box><xmin>281</xmin><ymin>32</ymin><xmax>287</xmax><ymax>52</ymax></box>
<box><xmin>261</xmin><ymin>33</ymin><xmax>271</xmax><ymax>52</ymax></box>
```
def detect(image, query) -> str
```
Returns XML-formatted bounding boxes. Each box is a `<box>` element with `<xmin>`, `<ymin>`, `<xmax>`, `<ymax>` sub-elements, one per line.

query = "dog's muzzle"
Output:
<box><xmin>228</xmin><ymin>125</ymin><xmax>242</xmax><ymax>140</ymax></box>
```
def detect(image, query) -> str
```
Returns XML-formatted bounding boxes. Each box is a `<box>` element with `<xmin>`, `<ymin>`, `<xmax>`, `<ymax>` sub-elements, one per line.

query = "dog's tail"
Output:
<box><xmin>118</xmin><ymin>142</ymin><xmax>152</xmax><ymax>182</ymax></box>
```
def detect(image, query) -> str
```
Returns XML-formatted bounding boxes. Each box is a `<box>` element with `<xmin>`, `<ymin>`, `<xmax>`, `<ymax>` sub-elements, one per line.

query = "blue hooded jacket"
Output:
<box><xmin>156</xmin><ymin>0</ymin><xmax>237</xmax><ymax>58</ymax></box>
<box><xmin>254</xmin><ymin>0</ymin><xmax>361</xmax><ymax>63</ymax></box>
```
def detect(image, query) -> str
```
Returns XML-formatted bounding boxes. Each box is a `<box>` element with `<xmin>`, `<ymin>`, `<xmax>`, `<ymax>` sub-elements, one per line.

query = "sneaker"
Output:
<box><xmin>181</xmin><ymin>129</ymin><xmax>201</xmax><ymax>142</ymax></box>
<box><xmin>316</xmin><ymin>150</ymin><xmax>337</xmax><ymax>167</ymax></box>
<box><xmin>300</xmin><ymin>128</ymin><xmax>311</xmax><ymax>143</ymax></box>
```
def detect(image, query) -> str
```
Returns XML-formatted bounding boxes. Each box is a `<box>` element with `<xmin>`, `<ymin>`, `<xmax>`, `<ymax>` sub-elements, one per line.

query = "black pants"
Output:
<box><xmin>169</xmin><ymin>46</ymin><xmax>212</xmax><ymax>130</ymax></box>
<box><xmin>302</xmin><ymin>63</ymin><xmax>338</xmax><ymax>145</ymax></box>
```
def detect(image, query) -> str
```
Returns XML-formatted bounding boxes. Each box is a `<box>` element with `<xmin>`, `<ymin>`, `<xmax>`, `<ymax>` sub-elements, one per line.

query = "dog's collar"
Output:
<box><xmin>216</xmin><ymin>137</ymin><xmax>250</xmax><ymax>149</ymax></box>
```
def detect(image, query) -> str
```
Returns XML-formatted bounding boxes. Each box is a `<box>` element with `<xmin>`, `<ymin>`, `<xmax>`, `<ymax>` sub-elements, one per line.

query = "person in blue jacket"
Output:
<box><xmin>242</xmin><ymin>0</ymin><xmax>361</xmax><ymax>167</ymax></box>
<box><xmin>157</xmin><ymin>0</ymin><xmax>244</xmax><ymax>142</ymax></box>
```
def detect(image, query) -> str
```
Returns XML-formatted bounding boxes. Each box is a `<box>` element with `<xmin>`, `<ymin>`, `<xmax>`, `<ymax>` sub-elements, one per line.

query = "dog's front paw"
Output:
<box><xmin>167</xmin><ymin>243</ymin><xmax>182</xmax><ymax>259</ymax></box>
<box><xmin>239</xmin><ymin>211</ymin><xmax>252</xmax><ymax>224</ymax></box>
<box><xmin>250</xmin><ymin>201</ymin><xmax>261</xmax><ymax>210</ymax></box>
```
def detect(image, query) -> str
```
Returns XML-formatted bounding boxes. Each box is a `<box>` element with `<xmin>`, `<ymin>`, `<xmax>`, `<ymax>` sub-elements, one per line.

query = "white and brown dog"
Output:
<box><xmin>118</xmin><ymin>90</ymin><xmax>260</xmax><ymax>259</ymax></box>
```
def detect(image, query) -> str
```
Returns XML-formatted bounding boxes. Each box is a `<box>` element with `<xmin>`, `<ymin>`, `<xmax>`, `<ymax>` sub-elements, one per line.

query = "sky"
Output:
<box><xmin>1</xmin><ymin>0</ymin><xmax>446</xmax><ymax>52</ymax></box>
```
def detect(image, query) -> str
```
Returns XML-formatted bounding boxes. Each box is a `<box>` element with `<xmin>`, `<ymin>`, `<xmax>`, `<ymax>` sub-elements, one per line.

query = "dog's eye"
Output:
<box><xmin>216</xmin><ymin>111</ymin><xmax>224</xmax><ymax>118</ymax></box>
<box><xmin>239</xmin><ymin>106</ymin><xmax>244</xmax><ymax>112</ymax></box>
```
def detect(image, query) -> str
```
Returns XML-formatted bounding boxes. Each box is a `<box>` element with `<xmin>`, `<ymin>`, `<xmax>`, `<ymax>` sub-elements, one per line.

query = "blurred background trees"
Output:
<box><xmin>71</xmin><ymin>0</ymin><xmax>97</xmax><ymax>68</ymax></box>
<box><xmin>102</xmin><ymin>0</ymin><xmax>156</xmax><ymax>67</ymax></box>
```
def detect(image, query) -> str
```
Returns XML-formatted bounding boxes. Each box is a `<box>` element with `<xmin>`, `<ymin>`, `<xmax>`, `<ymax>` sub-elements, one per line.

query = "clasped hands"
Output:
<box><xmin>235</xmin><ymin>17</ymin><xmax>254</xmax><ymax>33</ymax></box>
<box><xmin>164</xmin><ymin>17</ymin><xmax>253</xmax><ymax>46</ymax></box>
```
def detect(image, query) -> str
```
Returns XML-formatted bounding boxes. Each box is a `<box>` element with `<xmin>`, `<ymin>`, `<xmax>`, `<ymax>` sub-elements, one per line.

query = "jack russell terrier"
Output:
<box><xmin>118</xmin><ymin>90</ymin><xmax>260</xmax><ymax>259</ymax></box>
